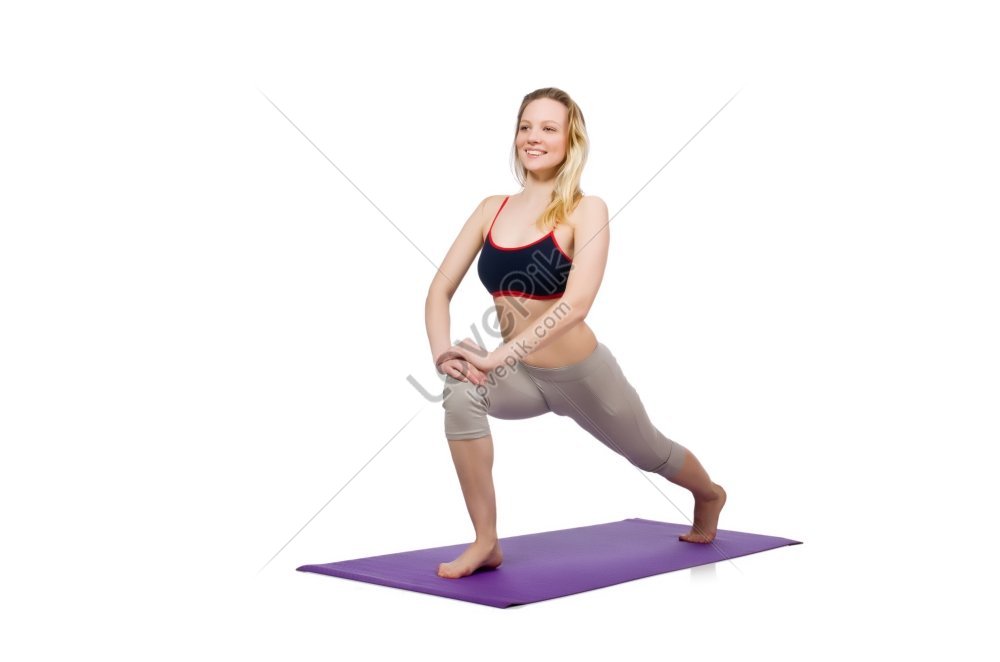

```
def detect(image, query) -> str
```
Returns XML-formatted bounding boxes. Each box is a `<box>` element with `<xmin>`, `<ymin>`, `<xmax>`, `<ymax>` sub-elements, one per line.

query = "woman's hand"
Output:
<box><xmin>435</xmin><ymin>338</ymin><xmax>501</xmax><ymax>385</ymax></box>
<box><xmin>437</xmin><ymin>357</ymin><xmax>487</xmax><ymax>386</ymax></box>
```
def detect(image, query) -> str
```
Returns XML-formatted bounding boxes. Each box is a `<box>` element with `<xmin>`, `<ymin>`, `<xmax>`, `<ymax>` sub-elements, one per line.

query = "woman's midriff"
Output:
<box><xmin>492</xmin><ymin>295</ymin><xmax>598</xmax><ymax>368</ymax></box>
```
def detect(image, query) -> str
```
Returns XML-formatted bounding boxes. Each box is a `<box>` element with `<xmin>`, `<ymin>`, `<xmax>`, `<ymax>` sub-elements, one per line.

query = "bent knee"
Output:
<box><xmin>442</xmin><ymin>375</ymin><xmax>490</xmax><ymax>440</ymax></box>
<box><xmin>441</xmin><ymin>375</ymin><xmax>487</xmax><ymax>410</ymax></box>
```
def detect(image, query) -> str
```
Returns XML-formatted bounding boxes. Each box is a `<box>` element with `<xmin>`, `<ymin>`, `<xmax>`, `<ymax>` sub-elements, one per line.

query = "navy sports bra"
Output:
<box><xmin>477</xmin><ymin>195</ymin><xmax>573</xmax><ymax>300</ymax></box>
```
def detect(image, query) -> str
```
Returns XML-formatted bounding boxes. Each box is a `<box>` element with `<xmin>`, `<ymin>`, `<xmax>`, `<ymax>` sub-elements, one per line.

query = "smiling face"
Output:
<box><xmin>516</xmin><ymin>97</ymin><xmax>570</xmax><ymax>173</ymax></box>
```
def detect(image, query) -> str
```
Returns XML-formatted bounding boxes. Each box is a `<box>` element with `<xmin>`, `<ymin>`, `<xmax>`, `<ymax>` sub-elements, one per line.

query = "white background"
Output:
<box><xmin>2</xmin><ymin>0</ymin><xmax>997</xmax><ymax>659</ymax></box>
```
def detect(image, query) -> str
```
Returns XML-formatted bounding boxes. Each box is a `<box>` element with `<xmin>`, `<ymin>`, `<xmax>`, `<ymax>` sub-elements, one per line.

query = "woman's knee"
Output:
<box><xmin>441</xmin><ymin>375</ymin><xmax>490</xmax><ymax>440</ymax></box>
<box><xmin>646</xmin><ymin>438</ymin><xmax>688</xmax><ymax>479</ymax></box>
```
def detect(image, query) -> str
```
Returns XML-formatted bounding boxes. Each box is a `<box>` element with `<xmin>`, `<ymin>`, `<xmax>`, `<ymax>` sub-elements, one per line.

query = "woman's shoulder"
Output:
<box><xmin>578</xmin><ymin>194</ymin><xmax>608</xmax><ymax>209</ymax></box>
<box><xmin>488</xmin><ymin>193</ymin><xmax>515</xmax><ymax>204</ymax></box>
<box><xmin>570</xmin><ymin>194</ymin><xmax>608</xmax><ymax>220</ymax></box>
<box><xmin>478</xmin><ymin>193</ymin><xmax>512</xmax><ymax>212</ymax></box>
<box><xmin>559</xmin><ymin>195</ymin><xmax>607</xmax><ymax>234</ymax></box>
<box><xmin>471</xmin><ymin>194</ymin><xmax>513</xmax><ymax>237</ymax></box>
<box><xmin>481</xmin><ymin>194</ymin><xmax>516</xmax><ymax>221</ymax></box>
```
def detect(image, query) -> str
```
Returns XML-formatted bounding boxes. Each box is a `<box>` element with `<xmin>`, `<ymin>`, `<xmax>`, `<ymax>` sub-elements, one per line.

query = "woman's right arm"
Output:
<box><xmin>425</xmin><ymin>196</ymin><xmax>491</xmax><ymax>368</ymax></box>
<box><xmin>425</xmin><ymin>294</ymin><xmax>454</xmax><ymax>370</ymax></box>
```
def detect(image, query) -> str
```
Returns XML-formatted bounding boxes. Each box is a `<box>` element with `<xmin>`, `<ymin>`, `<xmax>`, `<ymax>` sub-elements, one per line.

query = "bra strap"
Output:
<box><xmin>487</xmin><ymin>195</ymin><xmax>510</xmax><ymax>236</ymax></box>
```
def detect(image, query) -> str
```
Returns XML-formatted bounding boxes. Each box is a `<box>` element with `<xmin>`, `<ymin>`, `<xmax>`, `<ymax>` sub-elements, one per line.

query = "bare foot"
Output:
<box><xmin>437</xmin><ymin>539</ymin><xmax>504</xmax><ymax>579</ymax></box>
<box><xmin>679</xmin><ymin>483</ymin><xmax>727</xmax><ymax>543</ymax></box>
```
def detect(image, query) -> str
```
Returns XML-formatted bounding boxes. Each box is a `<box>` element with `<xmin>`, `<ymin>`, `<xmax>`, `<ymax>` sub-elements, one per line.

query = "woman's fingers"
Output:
<box><xmin>456</xmin><ymin>363</ymin><xmax>483</xmax><ymax>385</ymax></box>
<box><xmin>440</xmin><ymin>358</ymin><xmax>488</xmax><ymax>386</ymax></box>
<box><xmin>443</xmin><ymin>359</ymin><xmax>473</xmax><ymax>383</ymax></box>
<box><xmin>435</xmin><ymin>349</ymin><xmax>461</xmax><ymax>367</ymax></box>
<box><xmin>463</xmin><ymin>366</ymin><xmax>482</xmax><ymax>385</ymax></box>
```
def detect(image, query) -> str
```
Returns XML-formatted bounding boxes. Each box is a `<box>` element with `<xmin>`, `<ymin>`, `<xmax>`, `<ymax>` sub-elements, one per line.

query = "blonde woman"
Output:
<box><xmin>425</xmin><ymin>87</ymin><xmax>726</xmax><ymax>579</ymax></box>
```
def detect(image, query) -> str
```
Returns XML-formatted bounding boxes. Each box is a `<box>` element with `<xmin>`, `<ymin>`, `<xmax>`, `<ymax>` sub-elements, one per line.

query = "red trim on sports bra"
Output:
<box><xmin>491</xmin><ymin>290</ymin><xmax>565</xmax><ymax>300</ymax></box>
<box><xmin>550</xmin><ymin>234</ymin><xmax>572</xmax><ymax>262</ymax></box>
<box><xmin>487</xmin><ymin>195</ymin><xmax>574</xmax><ymax>261</ymax></box>
<box><xmin>485</xmin><ymin>195</ymin><xmax>509</xmax><ymax>243</ymax></box>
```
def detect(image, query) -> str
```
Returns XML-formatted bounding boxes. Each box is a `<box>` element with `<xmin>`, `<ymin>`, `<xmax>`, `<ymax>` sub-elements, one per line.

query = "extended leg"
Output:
<box><xmin>524</xmin><ymin>343</ymin><xmax>728</xmax><ymax>544</ymax></box>
<box><xmin>662</xmin><ymin>448</ymin><xmax>727</xmax><ymax>543</ymax></box>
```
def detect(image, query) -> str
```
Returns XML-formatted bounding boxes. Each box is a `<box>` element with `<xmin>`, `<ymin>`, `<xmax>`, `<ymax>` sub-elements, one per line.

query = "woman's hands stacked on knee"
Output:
<box><xmin>435</xmin><ymin>338</ymin><xmax>489</xmax><ymax>386</ymax></box>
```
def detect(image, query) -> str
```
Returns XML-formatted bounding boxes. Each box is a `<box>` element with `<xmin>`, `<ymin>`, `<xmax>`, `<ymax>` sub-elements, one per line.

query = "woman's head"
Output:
<box><xmin>510</xmin><ymin>87</ymin><xmax>589</xmax><ymax>229</ymax></box>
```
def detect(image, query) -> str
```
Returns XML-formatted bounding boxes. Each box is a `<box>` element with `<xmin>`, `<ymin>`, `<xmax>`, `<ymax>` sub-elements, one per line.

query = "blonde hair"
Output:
<box><xmin>509</xmin><ymin>87</ymin><xmax>589</xmax><ymax>233</ymax></box>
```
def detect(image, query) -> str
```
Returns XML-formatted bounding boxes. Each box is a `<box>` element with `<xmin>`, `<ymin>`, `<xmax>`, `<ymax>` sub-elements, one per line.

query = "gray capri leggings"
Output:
<box><xmin>441</xmin><ymin>341</ymin><xmax>688</xmax><ymax>480</ymax></box>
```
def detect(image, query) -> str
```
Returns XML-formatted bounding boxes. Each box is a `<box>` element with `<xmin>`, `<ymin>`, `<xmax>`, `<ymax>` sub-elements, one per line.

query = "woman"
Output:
<box><xmin>424</xmin><ymin>87</ymin><xmax>726</xmax><ymax>580</ymax></box>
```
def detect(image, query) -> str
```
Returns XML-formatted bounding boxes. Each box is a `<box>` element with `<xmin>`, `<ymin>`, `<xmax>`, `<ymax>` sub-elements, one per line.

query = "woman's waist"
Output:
<box><xmin>507</xmin><ymin>322</ymin><xmax>598</xmax><ymax>368</ymax></box>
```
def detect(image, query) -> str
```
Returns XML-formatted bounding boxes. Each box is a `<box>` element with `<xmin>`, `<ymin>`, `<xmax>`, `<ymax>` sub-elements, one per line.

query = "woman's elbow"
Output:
<box><xmin>426</xmin><ymin>286</ymin><xmax>453</xmax><ymax>304</ymax></box>
<box><xmin>562</xmin><ymin>295</ymin><xmax>592</xmax><ymax>323</ymax></box>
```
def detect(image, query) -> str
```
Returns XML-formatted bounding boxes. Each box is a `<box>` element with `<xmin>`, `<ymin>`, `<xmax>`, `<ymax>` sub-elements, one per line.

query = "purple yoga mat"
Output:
<box><xmin>297</xmin><ymin>518</ymin><xmax>802</xmax><ymax>607</ymax></box>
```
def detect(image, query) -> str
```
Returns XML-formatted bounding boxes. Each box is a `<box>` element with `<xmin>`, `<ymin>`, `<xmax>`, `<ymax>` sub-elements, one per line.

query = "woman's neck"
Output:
<box><xmin>520</xmin><ymin>177</ymin><xmax>556</xmax><ymax>205</ymax></box>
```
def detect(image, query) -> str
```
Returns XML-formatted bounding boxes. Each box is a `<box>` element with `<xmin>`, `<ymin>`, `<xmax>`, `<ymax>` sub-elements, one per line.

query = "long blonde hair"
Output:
<box><xmin>509</xmin><ymin>87</ymin><xmax>589</xmax><ymax>233</ymax></box>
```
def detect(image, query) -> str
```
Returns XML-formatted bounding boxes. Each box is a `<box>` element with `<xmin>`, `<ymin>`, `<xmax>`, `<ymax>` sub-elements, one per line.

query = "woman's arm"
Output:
<box><xmin>425</xmin><ymin>196</ymin><xmax>490</xmax><ymax>365</ymax></box>
<box><xmin>425</xmin><ymin>293</ymin><xmax>454</xmax><ymax>367</ymax></box>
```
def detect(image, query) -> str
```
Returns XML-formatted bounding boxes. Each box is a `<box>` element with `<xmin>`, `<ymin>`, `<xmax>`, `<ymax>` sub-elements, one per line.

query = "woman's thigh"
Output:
<box><xmin>441</xmin><ymin>361</ymin><xmax>551</xmax><ymax>440</ymax></box>
<box><xmin>446</xmin><ymin>361</ymin><xmax>551</xmax><ymax>418</ymax></box>
<box><xmin>524</xmin><ymin>343</ymin><xmax>683</xmax><ymax>473</ymax></box>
